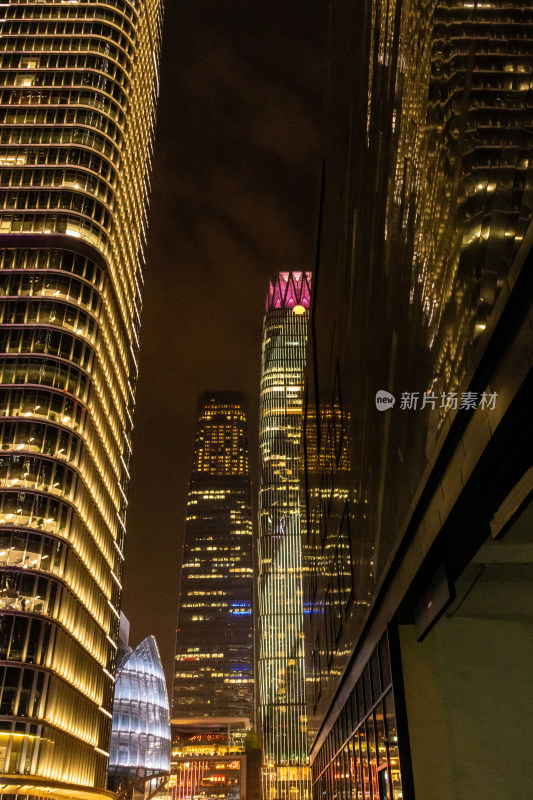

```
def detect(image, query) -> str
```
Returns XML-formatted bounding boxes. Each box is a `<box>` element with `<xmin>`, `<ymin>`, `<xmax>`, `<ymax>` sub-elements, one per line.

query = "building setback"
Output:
<box><xmin>258</xmin><ymin>272</ymin><xmax>311</xmax><ymax>800</ymax></box>
<box><xmin>302</xmin><ymin>2</ymin><xmax>533</xmax><ymax>799</ymax></box>
<box><xmin>0</xmin><ymin>1</ymin><xmax>163</xmax><ymax>796</ymax></box>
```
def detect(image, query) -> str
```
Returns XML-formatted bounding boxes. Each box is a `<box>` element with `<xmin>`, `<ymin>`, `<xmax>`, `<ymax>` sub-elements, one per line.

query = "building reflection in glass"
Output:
<box><xmin>310</xmin><ymin>634</ymin><xmax>402</xmax><ymax>800</ymax></box>
<box><xmin>302</xmin><ymin>2</ymin><xmax>533</xmax><ymax>799</ymax></box>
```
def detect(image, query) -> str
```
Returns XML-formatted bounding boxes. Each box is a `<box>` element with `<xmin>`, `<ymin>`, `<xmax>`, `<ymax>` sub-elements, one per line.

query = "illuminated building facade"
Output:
<box><xmin>169</xmin><ymin>721</ymin><xmax>252</xmax><ymax>800</ymax></box>
<box><xmin>108</xmin><ymin>632</ymin><xmax>170</xmax><ymax>793</ymax></box>
<box><xmin>303</xmin><ymin>2</ymin><xmax>533</xmax><ymax>799</ymax></box>
<box><xmin>173</xmin><ymin>392</ymin><xmax>254</xmax><ymax>722</ymax></box>
<box><xmin>0</xmin><ymin>1</ymin><xmax>163</xmax><ymax>796</ymax></box>
<box><xmin>258</xmin><ymin>272</ymin><xmax>311</xmax><ymax>800</ymax></box>
<box><xmin>171</xmin><ymin>392</ymin><xmax>255</xmax><ymax>800</ymax></box>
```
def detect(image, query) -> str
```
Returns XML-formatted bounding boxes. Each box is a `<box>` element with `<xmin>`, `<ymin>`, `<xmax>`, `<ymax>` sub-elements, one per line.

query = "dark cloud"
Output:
<box><xmin>121</xmin><ymin>1</ymin><xmax>327</xmax><ymax>687</ymax></box>
<box><xmin>178</xmin><ymin>31</ymin><xmax>320</xmax><ymax>168</ymax></box>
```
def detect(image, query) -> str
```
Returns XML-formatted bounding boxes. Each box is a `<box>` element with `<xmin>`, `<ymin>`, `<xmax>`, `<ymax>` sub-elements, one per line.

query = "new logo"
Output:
<box><xmin>375</xmin><ymin>390</ymin><xmax>396</xmax><ymax>410</ymax></box>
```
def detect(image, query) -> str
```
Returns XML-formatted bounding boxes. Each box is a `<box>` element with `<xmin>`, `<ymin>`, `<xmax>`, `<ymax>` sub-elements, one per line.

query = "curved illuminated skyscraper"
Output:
<box><xmin>0</xmin><ymin>1</ymin><xmax>163</xmax><ymax>796</ymax></box>
<box><xmin>108</xmin><ymin>634</ymin><xmax>171</xmax><ymax>793</ymax></box>
<box><xmin>258</xmin><ymin>272</ymin><xmax>311</xmax><ymax>800</ymax></box>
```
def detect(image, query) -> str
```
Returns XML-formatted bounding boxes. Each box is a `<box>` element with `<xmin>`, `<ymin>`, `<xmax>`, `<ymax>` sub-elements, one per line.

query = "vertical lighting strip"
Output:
<box><xmin>258</xmin><ymin>272</ymin><xmax>312</xmax><ymax>800</ymax></box>
<box><xmin>0</xmin><ymin>1</ymin><xmax>163</xmax><ymax>794</ymax></box>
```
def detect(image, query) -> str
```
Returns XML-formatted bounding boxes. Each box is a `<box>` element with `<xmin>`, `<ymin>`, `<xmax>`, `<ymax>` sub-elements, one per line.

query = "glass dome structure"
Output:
<box><xmin>108</xmin><ymin>635</ymin><xmax>171</xmax><ymax>793</ymax></box>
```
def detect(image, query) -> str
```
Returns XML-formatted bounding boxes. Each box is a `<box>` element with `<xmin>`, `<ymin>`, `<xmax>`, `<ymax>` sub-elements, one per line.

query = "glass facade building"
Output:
<box><xmin>173</xmin><ymin>392</ymin><xmax>254</xmax><ymax>721</ymax></box>
<box><xmin>171</xmin><ymin>392</ymin><xmax>255</xmax><ymax>800</ymax></box>
<box><xmin>108</xmin><ymin>635</ymin><xmax>171</xmax><ymax>793</ymax></box>
<box><xmin>302</xmin><ymin>2</ymin><xmax>533</xmax><ymax>799</ymax></box>
<box><xmin>0</xmin><ymin>1</ymin><xmax>163</xmax><ymax>796</ymax></box>
<box><xmin>258</xmin><ymin>272</ymin><xmax>311</xmax><ymax>800</ymax></box>
<box><xmin>169</xmin><ymin>723</ymin><xmax>250</xmax><ymax>800</ymax></box>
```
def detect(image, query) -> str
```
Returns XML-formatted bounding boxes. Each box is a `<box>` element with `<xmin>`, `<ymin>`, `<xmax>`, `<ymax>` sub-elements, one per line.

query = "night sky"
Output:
<box><xmin>121</xmin><ymin>2</ymin><xmax>328</xmax><ymax>688</ymax></box>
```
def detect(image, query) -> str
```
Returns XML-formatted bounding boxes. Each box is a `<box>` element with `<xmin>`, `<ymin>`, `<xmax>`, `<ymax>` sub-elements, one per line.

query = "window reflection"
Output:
<box><xmin>311</xmin><ymin>634</ymin><xmax>403</xmax><ymax>800</ymax></box>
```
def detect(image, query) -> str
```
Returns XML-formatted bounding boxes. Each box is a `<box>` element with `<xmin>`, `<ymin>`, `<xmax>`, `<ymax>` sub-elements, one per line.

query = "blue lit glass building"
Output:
<box><xmin>108</xmin><ymin>634</ymin><xmax>171</xmax><ymax>793</ymax></box>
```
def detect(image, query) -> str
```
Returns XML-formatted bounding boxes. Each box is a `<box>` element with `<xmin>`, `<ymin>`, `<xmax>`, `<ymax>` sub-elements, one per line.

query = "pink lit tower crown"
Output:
<box><xmin>266</xmin><ymin>271</ymin><xmax>312</xmax><ymax>312</ymax></box>
<box><xmin>258</xmin><ymin>270</ymin><xmax>312</xmax><ymax>800</ymax></box>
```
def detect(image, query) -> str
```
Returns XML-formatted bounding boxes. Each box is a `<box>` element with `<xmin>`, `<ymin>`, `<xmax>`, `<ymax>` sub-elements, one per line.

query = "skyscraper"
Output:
<box><xmin>0</xmin><ymin>1</ymin><xmax>162</xmax><ymax>796</ymax></box>
<box><xmin>172</xmin><ymin>392</ymin><xmax>255</xmax><ymax>799</ymax></box>
<box><xmin>258</xmin><ymin>272</ymin><xmax>311</xmax><ymax>800</ymax></box>
<box><xmin>302</xmin><ymin>2</ymin><xmax>533</xmax><ymax>799</ymax></box>
<box><xmin>173</xmin><ymin>392</ymin><xmax>254</xmax><ymax>721</ymax></box>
